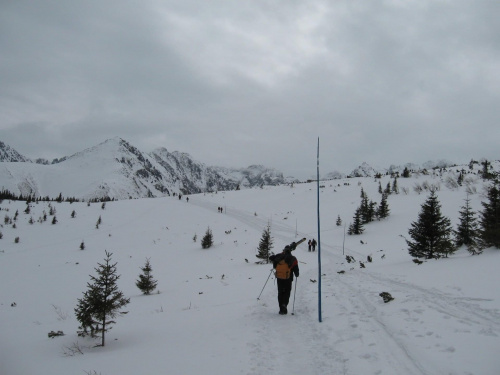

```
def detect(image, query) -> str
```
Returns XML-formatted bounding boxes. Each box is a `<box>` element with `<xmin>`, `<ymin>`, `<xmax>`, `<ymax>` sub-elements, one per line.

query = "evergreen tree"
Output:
<box><xmin>74</xmin><ymin>251</ymin><xmax>130</xmax><ymax>347</ymax></box>
<box><xmin>359</xmin><ymin>189</ymin><xmax>376</xmax><ymax>224</ymax></box>
<box><xmin>201</xmin><ymin>227</ymin><xmax>214</xmax><ymax>249</ymax></box>
<box><xmin>136</xmin><ymin>258</ymin><xmax>158</xmax><ymax>295</ymax></box>
<box><xmin>479</xmin><ymin>183</ymin><xmax>500</xmax><ymax>249</ymax></box>
<box><xmin>377</xmin><ymin>193</ymin><xmax>390</xmax><ymax>219</ymax></box>
<box><xmin>256</xmin><ymin>223</ymin><xmax>274</xmax><ymax>263</ymax></box>
<box><xmin>336</xmin><ymin>215</ymin><xmax>342</xmax><ymax>226</ymax></box>
<box><xmin>392</xmin><ymin>178</ymin><xmax>399</xmax><ymax>194</ymax></box>
<box><xmin>454</xmin><ymin>195</ymin><xmax>481</xmax><ymax>254</ymax></box>
<box><xmin>407</xmin><ymin>191</ymin><xmax>455</xmax><ymax>259</ymax></box>
<box><xmin>348</xmin><ymin>207</ymin><xmax>364</xmax><ymax>235</ymax></box>
<box><xmin>402</xmin><ymin>167</ymin><xmax>411</xmax><ymax>178</ymax></box>
<box><xmin>384</xmin><ymin>182</ymin><xmax>391</xmax><ymax>195</ymax></box>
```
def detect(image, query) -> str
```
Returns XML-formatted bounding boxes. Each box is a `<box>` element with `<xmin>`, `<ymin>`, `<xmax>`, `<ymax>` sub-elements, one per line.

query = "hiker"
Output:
<box><xmin>308</xmin><ymin>239</ymin><xmax>312</xmax><ymax>252</ymax></box>
<box><xmin>269</xmin><ymin>244</ymin><xmax>300</xmax><ymax>315</ymax></box>
<box><xmin>311</xmin><ymin>238</ymin><xmax>317</xmax><ymax>252</ymax></box>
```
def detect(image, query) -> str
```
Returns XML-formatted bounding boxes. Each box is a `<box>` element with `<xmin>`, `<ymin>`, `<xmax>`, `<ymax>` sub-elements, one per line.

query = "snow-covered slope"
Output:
<box><xmin>1</xmin><ymin>170</ymin><xmax>499</xmax><ymax>375</ymax></box>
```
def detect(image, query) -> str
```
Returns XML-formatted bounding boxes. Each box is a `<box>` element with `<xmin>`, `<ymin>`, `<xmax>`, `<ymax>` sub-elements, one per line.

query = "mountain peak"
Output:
<box><xmin>0</xmin><ymin>141</ymin><xmax>31</xmax><ymax>162</ymax></box>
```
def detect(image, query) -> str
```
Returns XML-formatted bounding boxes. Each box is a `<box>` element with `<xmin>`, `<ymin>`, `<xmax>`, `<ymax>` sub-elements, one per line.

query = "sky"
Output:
<box><xmin>1</xmin><ymin>0</ymin><xmax>499</xmax><ymax>179</ymax></box>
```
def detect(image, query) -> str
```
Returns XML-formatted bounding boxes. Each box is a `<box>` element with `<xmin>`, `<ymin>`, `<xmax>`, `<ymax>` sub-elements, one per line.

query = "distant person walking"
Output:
<box><xmin>311</xmin><ymin>238</ymin><xmax>317</xmax><ymax>252</ymax></box>
<box><xmin>308</xmin><ymin>239</ymin><xmax>312</xmax><ymax>252</ymax></box>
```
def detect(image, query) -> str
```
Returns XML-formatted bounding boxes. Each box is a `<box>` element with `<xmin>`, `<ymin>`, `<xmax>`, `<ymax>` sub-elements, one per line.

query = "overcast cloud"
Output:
<box><xmin>1</xmin><ymin>0</ymin><xmax>499</xmax><ymax>179</ymax></box>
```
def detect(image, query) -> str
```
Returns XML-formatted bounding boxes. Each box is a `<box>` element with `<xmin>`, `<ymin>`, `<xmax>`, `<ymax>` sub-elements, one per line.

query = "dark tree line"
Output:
<box><xmin>0</xmin><ymin>188</ymin><xmax>116</xmax><ymax>204</ymax></box>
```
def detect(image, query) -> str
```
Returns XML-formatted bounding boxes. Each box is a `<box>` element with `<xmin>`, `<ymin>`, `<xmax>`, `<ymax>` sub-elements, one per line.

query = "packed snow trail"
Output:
<box><xmin>191</xmin><ymin>195</ymin><xmax>500</xmax><ymax>375</ymax></box>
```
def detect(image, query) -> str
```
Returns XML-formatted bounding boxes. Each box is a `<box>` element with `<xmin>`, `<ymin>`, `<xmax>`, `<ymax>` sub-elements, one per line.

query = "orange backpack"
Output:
<box><xmin>275</xmin><ymin>259</ymin><xmax>291</xmax><ymax>279</ymax></box>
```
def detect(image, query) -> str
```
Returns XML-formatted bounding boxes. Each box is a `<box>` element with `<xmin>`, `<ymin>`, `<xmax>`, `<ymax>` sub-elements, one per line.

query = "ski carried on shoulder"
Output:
<box><xmin>288</xmin><ymin>237</ymin><xmax>306</xmax><ymax>250</ymax></box>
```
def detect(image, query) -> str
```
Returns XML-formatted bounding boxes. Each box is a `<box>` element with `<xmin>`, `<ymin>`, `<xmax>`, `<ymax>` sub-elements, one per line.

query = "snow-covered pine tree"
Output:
<box><xmin>74</xmin><ymin>251</ymin><xmax>130</xmax><ymax>347</ymax></box>
<box><xmin>402</xmin><ymin>167</ymin><xmax>411</xmax><ymax>178</ymax></box>
<box><xmin>479</xmin><ymin>182</ymin><xmax>500</xmax><ymax>249</ymax></box>
<box><xmin>359</xmin><ymin>189</ymin><xmax>376</xmax><ymax>224</ymax></box>
<box><xmin>256</xmin><ymin>223</ymin><xmax>274</xmax><ymax>263</ymax></box>
<box><xmin>201</xmin><ymin>227</ymin><xmax>214</xmax><ymax>249</ymax></box>
<box><xmin>392</xmin><ymin>178</ymin><xmax>399</xmax><ymax>194</ymax></box>
<box><xmin>377</xmin><ymin>193</ymin><xmax>390</xmax><ymax>219</ymax></box>
<box><xmin>454</xmin><ymin>195</ymin><xmax>481</xmax><ymax>255</ymax></box>
<box><xmin>336</xmin><ymin>215</ymin><xmax>342</xmax><ymax>226</ymax></box>
<box><xmin>348</xmin><ymin>207</ymin><xmax>364</xmax><ymax>235</ymax></box>
<box><xmin>407</xmin><ymin>191</ymin><xmax>455</xmax><ymax>259</ymax></box>
<box><xmin>136</xmin><ymin>258</ymin><xmax>158</xmax><ymax>295</ymax></box>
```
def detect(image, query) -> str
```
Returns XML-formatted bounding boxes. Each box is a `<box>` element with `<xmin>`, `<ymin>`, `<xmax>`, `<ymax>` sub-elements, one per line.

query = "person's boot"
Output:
<box><xmin>279</xmin><ymin>304</ymin><xmax>287</xmax><ymax>315</ymax></box>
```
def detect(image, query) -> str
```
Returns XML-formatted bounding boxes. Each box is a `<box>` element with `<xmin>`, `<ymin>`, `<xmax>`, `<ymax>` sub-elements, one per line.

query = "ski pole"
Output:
<box><xmin>291</xmin><ymin>277</ymin><xmax>298</xmax><ymax>315</ymax></box>
<box><xmin>257</xmin><ymin>268</ymin><xmax>274</xmax><ymax>300</ymax></box>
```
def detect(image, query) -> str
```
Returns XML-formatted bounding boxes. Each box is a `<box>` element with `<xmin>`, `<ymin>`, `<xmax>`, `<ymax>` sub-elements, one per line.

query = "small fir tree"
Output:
<box><xmin>136</xmin><ymin>258</ymin><xmax>158</xmax><ymax>295</ymax></box>
<box><xmin>384</xmin><ymin>182</ymin><xmax>391</xmax><ymax>195</ymax></box>
<box><xmin>377</xmin><ymin>193</ymin><xmax>390</xmax><ymax>219</ymax></box>
<box><xmin>74</xmin><ymin>251</ymin><xmax>130</xmax><ymax>347</ymax></box>
<box><xmin>256</xmin><ymin>223</ymin><xmax>274</xmax><ymax>263</ymax></box>
<box><xmin>336</xmin><ymin>215</ymin><xmax>342</xmax><ymax>226</ymax></box>
<box><xmin>348</xmin><ymin>207</ymin><xmax>364</xmax><ymax>235</ymax></box>
<box><xmin>392</xmin><ymin>178</ymin><xmax>399</xmax><ymax>194</ymax></box>
<box><xmin>201</xmin><ymin>227</ymin><xmax>214</xmax><ymax>249</ymax></box>
<box><xmin>407</xmin><ymin>191</ymin><xmax>455</xmax><ymax>259</ymax></box>
<box><xmin>454</xmin><ymin>195</ymin><xmax>481</xmax><ymax>255</ymax></box>
<box><xmin>479</xmin><ymin>182</ymin><xmax>500</xmax><ymax>249</ymax></box>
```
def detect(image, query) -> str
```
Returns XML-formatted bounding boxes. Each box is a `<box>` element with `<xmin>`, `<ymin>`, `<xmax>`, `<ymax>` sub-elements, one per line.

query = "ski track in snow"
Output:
<box><xmin>191</xmin><ymin>196</ymin><xmax>500</xmax><ymax>375</ymax></box>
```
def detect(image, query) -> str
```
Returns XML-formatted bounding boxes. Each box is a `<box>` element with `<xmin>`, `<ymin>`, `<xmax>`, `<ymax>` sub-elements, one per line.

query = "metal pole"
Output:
<box><xmin>343</xmin><ymin>223</ymin><xmax>346</xmax><ymax>256</ymax></box>
<box><xmin>291</xmin><ymin>277</ymin><xmax>298</xmax><ymax>315</ymax></box>
<box><xmin>257</xmin><ymin>268</ymin><xmax>274</xmax><ymax>300</ymax></box>
<box><xmin>317</xmin><ymin>137</ymin><xmax>322</xmax><ymax>322</ymax></box>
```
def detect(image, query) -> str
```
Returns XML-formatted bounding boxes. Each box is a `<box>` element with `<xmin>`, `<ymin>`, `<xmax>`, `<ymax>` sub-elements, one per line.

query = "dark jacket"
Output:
<box><xmin>269</xmin><ymin>251</ymin><xmax>299</xmax><ymax>279</ymax></box>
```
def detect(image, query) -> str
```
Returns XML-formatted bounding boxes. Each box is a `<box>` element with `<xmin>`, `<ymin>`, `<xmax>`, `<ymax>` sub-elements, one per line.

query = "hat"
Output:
<box><xmin>283</xmin><ymin>245</ymin><xmax>291</xmax><ymax>253</ymax></box>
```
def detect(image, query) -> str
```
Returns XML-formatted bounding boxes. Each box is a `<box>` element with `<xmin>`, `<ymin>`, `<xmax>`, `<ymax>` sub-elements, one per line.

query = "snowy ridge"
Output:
<box><xmin>0</xmin><ymin>138</ymin><xmax>289</xmax><ymax>199</ymax></box>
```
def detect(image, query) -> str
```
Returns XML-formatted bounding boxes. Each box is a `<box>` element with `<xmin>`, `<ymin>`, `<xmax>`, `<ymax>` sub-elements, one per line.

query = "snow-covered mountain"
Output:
<box><xmin>0</xmin><ymin>141</ymin><xmax>31</xmax><ymax>162</ymax></box>
<box><xmin>0</xmin><ymin>138</ymin><xmax>289</xmax><ymax>200</ymax></box>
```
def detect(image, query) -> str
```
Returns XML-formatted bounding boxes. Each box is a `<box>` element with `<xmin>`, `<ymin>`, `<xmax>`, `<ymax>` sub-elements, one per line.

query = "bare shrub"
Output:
<box><xmin>62</xmin><ymin>341</ymin><xmax>85</xmax><ymax>356</ymax></box>
<box><xmin>51</xmin><ymin>304</ymin><xmax>69</xmax><ymax>321</ymax></box>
